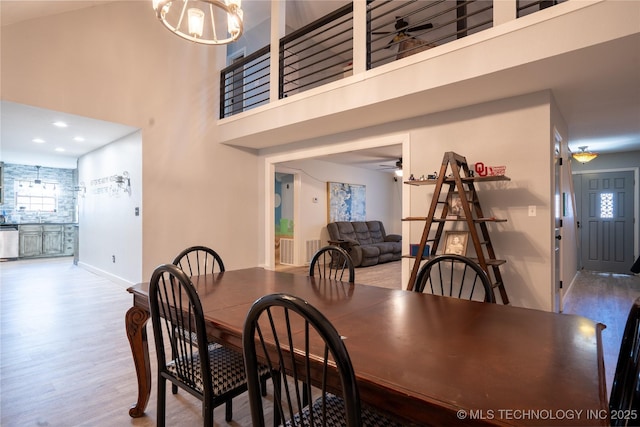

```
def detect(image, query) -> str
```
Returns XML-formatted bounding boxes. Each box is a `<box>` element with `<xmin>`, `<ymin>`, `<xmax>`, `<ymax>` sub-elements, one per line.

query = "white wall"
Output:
<box><xmin>403</xmin><ymin>92</ymin><xmax>555</xmax><ymax>309</ymax></box>
<box><xmin>78</xmin><ymin>131</ymin><xmax>142</xmax><ymax>286</ymax></box>
<box><xmin>1</xmin><ymin>1</ymin><xmax>261</xmax><ymax>280</ymax></box>
<box><xmin>276</xmin><ymin>158</ymin><xmax>402</xmax><ymax>265</ymax></box>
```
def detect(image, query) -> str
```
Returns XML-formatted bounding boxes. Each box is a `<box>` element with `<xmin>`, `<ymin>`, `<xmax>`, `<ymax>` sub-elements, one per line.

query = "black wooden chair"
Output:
<box><xmin>173</xmin><ymin>245</ymin><xmax>225</xmax><ymax>276</ymax></box>
<box><xmin>171</xmin><ymin>245</ymin><xmax>226</xmax><ymax>392</ymax></box>
<box><xmin>309</xmin><ymin>245</ymin><xmax>355</xmax><ymax>283</ymax></box>
<box><xmin>149</xmin><ymin>264</ymin><xmax>268</xmax><ymax>426</ymax></box>
<box><xmin>413</xmin><ymin>254</ymin><xmax>495</xmax><ymax>303</ymax></box>
<box><xmin>609</xmin><ymin>297</ymin><xmax>640</xmax><ymax>426</ymax></box>
<box><xmin>242</xmin><ymin>293</ymin><xmax>405</xmax><ymax>427</ymax></box>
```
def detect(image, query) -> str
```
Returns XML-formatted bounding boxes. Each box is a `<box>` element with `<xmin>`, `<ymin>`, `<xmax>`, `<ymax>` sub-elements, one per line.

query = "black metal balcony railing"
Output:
<box><xmin>367</xmin><ymin>0</ymin><xmax>494</xmax><ymax>69</ymax></box>
<box><xmin>220</xmin><ymin>0</ymin><xmax>564</xmax><ymax>119</ymax></box>
<box><xmin>220</xmin><ymin>46</ymin><xmax>270</xmax><ymax>118</ymax></box>
<box><xmin>280</xmin><ymin>4</ymin><xmax>354</xmax><ymax>99</ymax></box>
<box><xmin>517</xmin><ymin>0</ymin><xmax>560</xmax><ymax>17</ymax></box>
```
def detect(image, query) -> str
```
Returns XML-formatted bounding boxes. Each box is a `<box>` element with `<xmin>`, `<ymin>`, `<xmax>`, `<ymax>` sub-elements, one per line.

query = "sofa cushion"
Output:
<box><xmin>329</xmin><ymin>222</ymin><xmax>358</xmax><ymax>242</ymax></box>
<box><xmin>352</xmin><ymin>222</ymin><xmax>373</xmax><ymax>245</ymax></box>
<box><xmin>366</xmin><ymin>221</ymin><xmax>386</xmax><ymax>243</ymax></box>
<box><xmin>359</xmin><ymin>245</ymin><xmax>381</xmax><ymax>267</ymax></box>
<box><xmin>372</xmin><ymin>241</ymin><xmax>401</xmax><ymax>255</ymax></box>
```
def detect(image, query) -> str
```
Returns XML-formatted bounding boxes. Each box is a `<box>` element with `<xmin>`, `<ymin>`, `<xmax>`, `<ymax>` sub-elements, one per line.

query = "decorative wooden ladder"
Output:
<box><xmin>404</xmin><ymin>151</ymin><xmax>510</xmax><ymax>304</ymax></box>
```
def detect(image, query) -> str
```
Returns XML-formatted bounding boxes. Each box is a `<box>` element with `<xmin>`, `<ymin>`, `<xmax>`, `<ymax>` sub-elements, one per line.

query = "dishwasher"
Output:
<box><xmin>0</xmin><ymin>226</ymin><xmax>20</xmax><ymax>259</ymax></box>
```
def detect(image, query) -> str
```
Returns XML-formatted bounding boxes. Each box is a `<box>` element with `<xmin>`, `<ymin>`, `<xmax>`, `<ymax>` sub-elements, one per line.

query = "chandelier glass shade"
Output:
<box><xmin>152</xmin><ymin>0</ymin><xmax>243</xmax><ymax>45</ymax></box>
<box><xmin>572</xmin><ymin>146</ymin><xmax>598</xmax><ymax>163</ymax></box>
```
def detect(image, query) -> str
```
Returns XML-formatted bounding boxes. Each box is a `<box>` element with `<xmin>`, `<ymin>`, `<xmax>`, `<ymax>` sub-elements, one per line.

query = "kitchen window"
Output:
<box><xmin>14</xmin><ymin>180</ymin><xmax>58</xmax><ymax>212</ymax></box>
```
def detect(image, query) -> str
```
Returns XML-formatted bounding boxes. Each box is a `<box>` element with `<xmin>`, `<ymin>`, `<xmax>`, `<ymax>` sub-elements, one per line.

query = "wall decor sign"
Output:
<box><xmin>327</xmin><ymin>182</ymin><xmax>366</xmax><ymax>222</ymax></box>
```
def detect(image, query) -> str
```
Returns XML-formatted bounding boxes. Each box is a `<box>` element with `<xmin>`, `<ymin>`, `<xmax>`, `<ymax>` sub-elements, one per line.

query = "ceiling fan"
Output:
<box><xmin>373</xmin><ymin>17</ymin><xmax>433</xmax><ymax>47</ymax></box>
<box><xmin>379</xmin><ymin>158</ymin><xmax>403</xmax><ymax>171</ymax></box>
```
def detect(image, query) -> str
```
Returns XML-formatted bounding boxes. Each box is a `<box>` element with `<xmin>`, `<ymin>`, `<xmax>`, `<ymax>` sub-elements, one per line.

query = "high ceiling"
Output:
<box><xmin>1</xmin><ymin>0</ymin><xmax>638</xmax><ymax>172</ymax></box>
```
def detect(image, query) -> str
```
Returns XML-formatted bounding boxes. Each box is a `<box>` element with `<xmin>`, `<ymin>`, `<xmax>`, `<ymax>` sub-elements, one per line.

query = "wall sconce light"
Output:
<box><xmin>74</xmin><ymin>182</ymin><xmax>87</xmax><ymax>197</ymax></box>
<box><xmin>110</xmin><ymin>171</ymin><xmax>131</xmax><ymax>196</ymax></box>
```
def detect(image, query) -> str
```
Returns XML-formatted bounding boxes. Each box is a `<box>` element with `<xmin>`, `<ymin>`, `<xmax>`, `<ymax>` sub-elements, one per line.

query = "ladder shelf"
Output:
<box><xmin>404</xmin><ymin>151</ymin><xmax>510</xmax><ymax>304</ymax></box>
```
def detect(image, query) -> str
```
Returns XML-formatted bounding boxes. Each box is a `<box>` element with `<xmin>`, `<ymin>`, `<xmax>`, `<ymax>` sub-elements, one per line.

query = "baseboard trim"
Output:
<box><xmin>77</xmin><ymin>262</ymin><xmax>134</xmax><ymax>288</ymax></box>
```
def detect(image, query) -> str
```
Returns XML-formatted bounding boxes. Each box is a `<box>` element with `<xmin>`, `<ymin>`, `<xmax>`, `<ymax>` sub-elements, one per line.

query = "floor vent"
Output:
<box><xmin>280</xmin><ymin>238</ymin><xmax>294</xmax><ymax>265</ymax></box>
<box><xmin>306</xmin><ymin>239</ymin><xmax>321</xmax><ymax>263</ymax></box>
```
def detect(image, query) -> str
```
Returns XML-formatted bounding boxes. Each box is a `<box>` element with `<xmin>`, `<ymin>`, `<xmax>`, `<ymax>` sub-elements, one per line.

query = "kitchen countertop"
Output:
<box><xmin>0</xmin><ymin>223</ymin><xmax>78</xmax><ymax>227</ymax></box>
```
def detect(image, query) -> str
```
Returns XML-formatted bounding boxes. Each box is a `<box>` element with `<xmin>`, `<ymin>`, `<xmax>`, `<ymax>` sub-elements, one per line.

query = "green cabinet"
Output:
<box><xmin>19</xmin><ymin>225</ymin><xmax>43</xmax><ymax>257</ymax></box>
<box><xmin>0</xmin><ymin>161</ymin><xmax>4</xmax><ymax>205</ymax></box>
<box><xmin>19</xmin><ymin>224</ymin><xmax>76</xmax><ymax>258</ymax></box>
<box><xmin>42</xmin><ymin>225</ymin><xmax>64</xmax><ymax>255</ymax></box>
<box><xmin>63</xmin><ymin>225</ymin><xmax>76</xmax><ymax>256</ymax></box>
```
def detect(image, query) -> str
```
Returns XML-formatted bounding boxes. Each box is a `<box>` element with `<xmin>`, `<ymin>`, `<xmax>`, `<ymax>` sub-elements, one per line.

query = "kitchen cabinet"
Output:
<box><xmin>19</xmin><ymin>225</ymin><xmax>43</xmax><ymax>257</ymax></box>
<box><xmin>18</xmin><ymin>224</ymin><xmax>76</xmax><ymax>258</ymax></box>
<box><xmin>42</xmin><ymin>225</ymin><xmax>64</xmax><ymax>255</ymax></box>
<box><xmin>63</xmin><ymin>225</ymin><xmax>76</xmax><ymax>256</ymax></box>
<box><xmin>0</xmin><ymin>161</ymin><xmax>4</xmax><ymax>204</ymax></box>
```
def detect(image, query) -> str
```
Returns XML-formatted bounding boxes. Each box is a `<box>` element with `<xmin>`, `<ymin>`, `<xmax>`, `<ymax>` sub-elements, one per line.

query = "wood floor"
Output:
<box><xmin>1</xmin><ymin>258</ymin><xmax>638</xmax><ymax>426</ymax></box>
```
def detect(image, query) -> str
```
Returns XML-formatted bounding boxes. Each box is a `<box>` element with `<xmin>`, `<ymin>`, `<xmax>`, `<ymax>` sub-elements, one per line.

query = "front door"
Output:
<box><xmin>578</xmin><ymin>171</ymin><xmax>634</xmax><ymax>274</ymax></box>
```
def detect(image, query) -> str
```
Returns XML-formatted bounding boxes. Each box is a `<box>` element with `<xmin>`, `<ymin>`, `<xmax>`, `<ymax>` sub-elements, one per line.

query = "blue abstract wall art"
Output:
<box><xmin>327</xmin><ymin>181</ymin><xmax>366</xmax><ymax>222</ymax></box>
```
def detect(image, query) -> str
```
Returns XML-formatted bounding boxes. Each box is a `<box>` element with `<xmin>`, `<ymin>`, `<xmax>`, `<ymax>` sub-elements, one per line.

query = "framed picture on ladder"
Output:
<box><xmin>443</xmin><ymin>231</ymin><xmax>469</xmax><ymax>256</ymax></box>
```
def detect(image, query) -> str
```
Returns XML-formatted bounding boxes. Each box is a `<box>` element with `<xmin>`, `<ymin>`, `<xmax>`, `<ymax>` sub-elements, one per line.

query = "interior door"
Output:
<box><xmin>553</xmin><ymin>144</ymin><xmax>562</xmax><ymax>311</ymax></box>
<box><xmin>579</xmin><ymin>171</ymin><xmax>634</xmax><ymax>274</ymax></box>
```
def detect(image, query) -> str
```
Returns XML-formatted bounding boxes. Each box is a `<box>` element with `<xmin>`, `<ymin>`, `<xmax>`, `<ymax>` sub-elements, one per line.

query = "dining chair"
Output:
<box><xmin>412</xmin><ymin>254</ymin><xmax>496</xmax><ymax>303</ymax></box>
<box><xmin>309</xmin><ymin>245</ymin><xmax>355</xmax><ymax>283</ymax></box>
<box><xmin>172</xmin><ymin>245</ymin><xmax>225</xmax><ymax>276</ymax></box>
<box><xmin>242</xmin><ymin>293</ymin><xmax>405</xmax><ymax>427</ymax></box>
<box><xmin>609</xmin><ymin>297</ymin><xmax>640</xmax><ymax>426</ymax></box>
<box><xmin>170</xmin><ymin>245</ymin><xmax>226</xmax><ymax>393</ymax></box>
<box><xmin>149</xmin><ymin>264</ymin><xmax>268</xmax><ymax>426</ymax></box>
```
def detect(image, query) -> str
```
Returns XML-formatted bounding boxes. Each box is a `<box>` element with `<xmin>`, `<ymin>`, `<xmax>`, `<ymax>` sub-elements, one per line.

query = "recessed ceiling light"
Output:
<box><xmin>52</xmin><ymin>121</ymin><xmax>68</xmax><ymax>128</ymax></box>
<box><xmin>32</xmin><ymin>138</ymin><xmax>46</xmax><ymax>143</ymax></box>
<box><xmin>74</xmin><ymin>136</ymin><xmax>85</xmax><ymax>142</ymax></box>
<box><xmin>55</xmin><ymin>147</ymin><xmax>65</xmax><ymax>152</ymax></box>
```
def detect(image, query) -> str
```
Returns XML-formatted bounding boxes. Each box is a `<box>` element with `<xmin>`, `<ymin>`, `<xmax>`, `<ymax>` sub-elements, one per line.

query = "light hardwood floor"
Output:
<box><xmin>1</xmin><ymin>258</ymin><xmax>638</xmax><ymax>426</ymax></box>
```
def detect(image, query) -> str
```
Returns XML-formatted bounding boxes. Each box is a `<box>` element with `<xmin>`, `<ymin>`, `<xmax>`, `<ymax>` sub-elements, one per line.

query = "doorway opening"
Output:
<box><xmin>262</xmin><ymin>133</ymin><xmax>409</xmax><ymax>271</ymax></box>
<box><xmin>275</xmin><ymin>172</ymin><xmax>295</xmax><ymax>267</ymax></box>
<box><xmin>573</xmin><ymin>170</ymin><xmax>636</xmax><ymax>274</ymax></box>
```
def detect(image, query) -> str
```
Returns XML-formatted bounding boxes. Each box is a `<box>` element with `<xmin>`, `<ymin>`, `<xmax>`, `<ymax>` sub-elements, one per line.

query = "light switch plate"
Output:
<box><xmin>528</xmin><ymin>205</ymin><xmax>536</xmax><ymax>217</ymax></box>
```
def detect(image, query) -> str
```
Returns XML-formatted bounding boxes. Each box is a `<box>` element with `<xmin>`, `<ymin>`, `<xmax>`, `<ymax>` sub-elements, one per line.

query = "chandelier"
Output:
<box><xmin>152</xmin><ymin>0</ymin><xmax>243</xmax><ymax>45</ymax></box>
<box><xmin>572</xmin><ymin>146</ymin><xmax>598</xmax><ymax>163</ymax></box>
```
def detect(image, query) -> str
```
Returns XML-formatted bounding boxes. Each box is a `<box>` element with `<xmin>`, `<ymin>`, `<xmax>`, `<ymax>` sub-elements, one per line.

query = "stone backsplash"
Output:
<box><xmin>1</xmin><ymin>163</ymin><xmax>78</xmax><ymax>224</ymax></box>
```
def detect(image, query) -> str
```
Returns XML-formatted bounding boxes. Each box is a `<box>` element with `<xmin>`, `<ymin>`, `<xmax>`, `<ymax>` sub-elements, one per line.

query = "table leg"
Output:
<box><xmin>125</xmin><ymin>306</ymin><xmax>151</xmax><ymax>417</ymax></box>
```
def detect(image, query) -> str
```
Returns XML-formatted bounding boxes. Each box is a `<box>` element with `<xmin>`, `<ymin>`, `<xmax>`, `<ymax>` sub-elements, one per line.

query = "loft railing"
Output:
<box><xmin>367</xmin><ymin>0</ymin><xmax>494</xmax><ymax>69</ymax></box>
<box><xmin>220</xmin><ymin>46</ymin><xmax>270</xmax><ymax>118</ymax></box>
<box><xmin>220</xmin><ymin>0</ymin><xmax>565</xmax><ymax>119</ymax></box>
<box><xmin>280</xmin><ymin>3</ymin><xmax>354</xmax><ymax>99</ymax></box>
<box><xmin>517</xmin><ymin>0</ymin><xmax>560</xmax><ymax>17</ymax></box>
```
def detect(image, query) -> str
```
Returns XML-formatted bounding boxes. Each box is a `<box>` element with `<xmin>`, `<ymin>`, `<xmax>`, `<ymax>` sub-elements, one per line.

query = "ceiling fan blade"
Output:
<box><xmin>384</xmin><ymin>37</ymin><xmax>398</xmax><ymax>48</ymax></box>
<box><xmin>407</xmin><ymin>22</ymin><xmax>433</xmax><ymax>32</ymax></box>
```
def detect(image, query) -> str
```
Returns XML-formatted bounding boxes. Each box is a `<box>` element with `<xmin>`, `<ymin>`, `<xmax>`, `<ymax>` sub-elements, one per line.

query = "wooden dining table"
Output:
<box><xmin>126</xmin><ymin>267</ymin><xmax>609</xmax><ymax>426</ymax></box>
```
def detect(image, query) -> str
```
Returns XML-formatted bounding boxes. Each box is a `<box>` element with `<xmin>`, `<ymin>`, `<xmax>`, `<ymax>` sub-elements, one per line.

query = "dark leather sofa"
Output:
<box><xmin>326</xmin><ymin>220</ymin><xmax>401</xmax><ymax>267</ymax></box>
